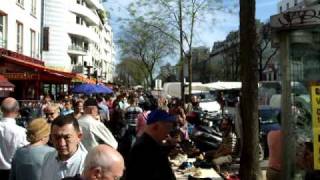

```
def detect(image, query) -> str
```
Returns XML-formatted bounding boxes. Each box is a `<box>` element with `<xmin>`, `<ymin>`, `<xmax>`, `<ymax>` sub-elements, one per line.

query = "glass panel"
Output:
<box><xmin>289</xmin><ymin>27</ymin><xmax>320</xmax><ymax>177</ymax></box>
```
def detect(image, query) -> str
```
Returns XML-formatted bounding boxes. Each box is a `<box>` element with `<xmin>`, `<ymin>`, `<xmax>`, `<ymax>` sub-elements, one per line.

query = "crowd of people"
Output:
<box><xmin>4</xmin><ymin>87</ymin><xmax>313</xmax><ymax>180</ymax></box>
<box><xmin>0</xmin><ymin>89</ymin><xmax>212</xmax><ymax>180</ymax></box>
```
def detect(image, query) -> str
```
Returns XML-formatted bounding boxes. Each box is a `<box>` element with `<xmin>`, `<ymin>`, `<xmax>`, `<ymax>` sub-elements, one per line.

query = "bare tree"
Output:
<box><xmin>256</xmin><ymin>22</ymin><xmax>278</xmax><ymax>80</ymax></box>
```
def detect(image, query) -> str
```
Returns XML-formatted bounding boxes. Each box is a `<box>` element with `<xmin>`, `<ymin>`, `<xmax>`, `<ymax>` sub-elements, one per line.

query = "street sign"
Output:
<box><xmin>270</xmin><ymin>4</ymin><xmax>320</xmax><ymax>30</ymax></box>
<box><xmin>311</xmin><ymin>84</ymin><xmax>320</xmax><ymax>169</ymax></box>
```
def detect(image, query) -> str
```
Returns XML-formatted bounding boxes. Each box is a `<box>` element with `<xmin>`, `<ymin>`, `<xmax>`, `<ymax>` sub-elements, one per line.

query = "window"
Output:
<box><xmin>76</xmin><ymin>16</ymin><xmax>84</xmax><ymax>25</ymax></box>
<box><xmin>0</xmin><ymin>13</ymin><xmax>7</xmax><ymax>48</ymax></box>
<box><xmin>294</xmin><ymin>0</ymin><xmax>298</xmax><ymax>6</ymax></box>
<box><xmin>31</xmin><ymin>0</ymin><xmax>36</xmax><ymax>16</ymax></box>
<box><xmin>286</xmin><ymin>3</ymin><xmax>290</xmax><ymax>10</ymax></box>
<box><xmin>279</xmin><ymin>6</ymin><xmax>283</xmax><ymax>13</ymax></box>
<box><xmin>71</xmin><ymin>56</ymin><xmax>77</xmax><ymax>65</ymax></box>
<box><xmin>30</xmin><ymin>29</ymin><xmax>36</xmax><ymax>57</ymax></box>
<box><xmin>43</xmin><ymin>27</ymin><xmax>49</xmax><ymax>51</ymax></box>
<box><xmin>16</xmin><ymin>0</ymin><xmax>24</xmax><ymax>7</ymax></box>
<box><xmin>16</xmin><ymin>22</ymin><xmax>23</xmax><ymax>53</ymax></box>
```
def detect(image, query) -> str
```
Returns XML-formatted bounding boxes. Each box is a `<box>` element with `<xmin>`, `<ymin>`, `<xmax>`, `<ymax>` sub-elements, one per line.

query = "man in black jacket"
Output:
<box><xmin>125</xmin><ymin>109</ymin><xmax>177</xmax><ymax>180</ymax></box>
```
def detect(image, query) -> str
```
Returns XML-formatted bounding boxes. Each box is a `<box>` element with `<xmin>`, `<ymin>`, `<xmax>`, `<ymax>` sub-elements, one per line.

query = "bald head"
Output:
<box><xmin>83</xmin><ymin>145</ymin><xmax>124</xmax><ymax>180</ymax></box>
<box><xmin>1</xmin><ymin>97</ymin><xmax>19</xmax><ymax>117</ymax></box>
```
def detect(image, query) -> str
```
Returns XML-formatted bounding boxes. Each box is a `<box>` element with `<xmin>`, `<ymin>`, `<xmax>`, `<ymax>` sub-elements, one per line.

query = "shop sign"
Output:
<box><xmin>3</xmin><ymin>72</ymin><xmax>38</xmax><ymax>80</ymax></box>
<box><xmin>311</xmin><ymin>84</ymin><xmax>320</xmax><ymax>169</ymax></box>
<box><xmin>271</xmin><ymin>4</ymin><xmax>320</xmax><ymax>30</ymax></box>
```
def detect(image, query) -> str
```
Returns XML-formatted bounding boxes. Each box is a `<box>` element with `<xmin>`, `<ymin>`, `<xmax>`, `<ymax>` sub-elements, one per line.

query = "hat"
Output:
<box><xmin>147</xmin><ymin>109</ymin><xmax>177</xmax><ymax>125</ymax></box>
<box><xmin>84</xmin><ymin>98</ymin><xmax>98</xmax><ymax>107</ymax></box>
<box><xmin>27</xmin><ymin>118</ymin><xmax>51</xmax><ymax>143</ymax></box>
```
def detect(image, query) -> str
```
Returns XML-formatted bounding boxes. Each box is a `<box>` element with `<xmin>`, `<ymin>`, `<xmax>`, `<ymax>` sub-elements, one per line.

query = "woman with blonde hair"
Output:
<box><xmin>10</xmin><ymin>118</ymin><xmax>54</xmax><ymax>180</ymax></box>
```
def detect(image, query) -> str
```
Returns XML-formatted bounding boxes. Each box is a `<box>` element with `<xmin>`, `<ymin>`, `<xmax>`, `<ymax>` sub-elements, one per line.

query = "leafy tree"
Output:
<box><xmin>239</xmin><ymin>0</ymin><xmax>260</xmax><ymax>179</ymax></box>
<box><xmin>116</xmin><ymin>58</ymin><xmax>149</xmax><ymax>87</ymax></box>
<box><xmin>117</xmin><ymin>20</ymin><xmax>175</xmax><ymax>88</ymax></box>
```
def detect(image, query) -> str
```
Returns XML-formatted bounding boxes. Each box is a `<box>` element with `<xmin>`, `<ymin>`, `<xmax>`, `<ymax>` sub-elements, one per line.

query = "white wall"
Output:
<box><xmin>42</xmin><ymin>0</ymin><xmax>71</xmax><ymax>70</ymax></box>
<box><xmin>0</xmin><ymin>0</ymin><xmax>41</xmax><ymax>58</ymax></box>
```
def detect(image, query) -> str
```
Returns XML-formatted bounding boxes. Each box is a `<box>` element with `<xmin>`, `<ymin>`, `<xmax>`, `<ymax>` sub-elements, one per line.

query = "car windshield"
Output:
<box><xmin>194</xmin><ymin>92</ymin><xmax>216</xmax><ymax>102</ymax></box>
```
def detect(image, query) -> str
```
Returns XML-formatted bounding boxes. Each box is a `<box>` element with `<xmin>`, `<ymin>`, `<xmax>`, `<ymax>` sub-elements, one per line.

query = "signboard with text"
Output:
<box><xmin>311</xmin><ymin>84</ymin><xmax>320</xmax><ymax>169</ymax></box>
<box><xmin>3</xmin><ymin>73</ymin><xmax>38</xmax><ymax>80</ymax></box>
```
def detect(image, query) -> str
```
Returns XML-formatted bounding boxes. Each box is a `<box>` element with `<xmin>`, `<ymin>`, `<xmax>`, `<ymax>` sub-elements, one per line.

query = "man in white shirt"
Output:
<box><xmin>40</xmin><ymin>115</ymin><xmax>87</xmax><ymax>180</ymax></box>
<box><xmin>78</xmin><ymin>98</ymin><xmax>118</xmax><ymax>151</ymax></box>
<box><xmin>0</xmin><ymin>97</ymin><xmax>28</xmax><ymax>180</ymax></box>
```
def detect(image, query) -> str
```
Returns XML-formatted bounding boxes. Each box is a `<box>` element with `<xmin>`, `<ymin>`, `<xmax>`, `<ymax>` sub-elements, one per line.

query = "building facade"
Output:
<box><xmin>277</xmin><ymin>0</ymin><xmax>304</xmax><ymax>12</ymax></box>
<box><xmin>0</xmin><ymin>0</ymin><xmax>41</xmax><ymax>58</ymax></box>
<box><xmin>42</xmin><ymin>0</ymin><xmax>115</xmax><ymax>82</ymax></box>
<box><xmin>0</xmin><ymin>0</ymin><xmax>115</xmax><ymax>99</ymax></box>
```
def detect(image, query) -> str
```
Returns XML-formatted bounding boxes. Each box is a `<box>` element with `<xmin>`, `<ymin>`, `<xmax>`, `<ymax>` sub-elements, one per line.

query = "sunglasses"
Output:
<box><xmin>45</xmin><ymin>112</ymin><xmax>55</xmax><ymax>116</ymax></box>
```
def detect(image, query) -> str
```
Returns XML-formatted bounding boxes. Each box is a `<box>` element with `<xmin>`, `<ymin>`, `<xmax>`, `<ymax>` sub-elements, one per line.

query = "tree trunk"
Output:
<box><xmin>239</xmin><ymin>0</ymin><xmax>261</xmax><ymax>179</ymax></box>
<box><xmin>179</xmin><ymin>0</ymin><xmax>185</xmax><ymax>103</ymax></box>
<box><xmin>259</xmin><ymin>54</ymin><xmax>264</xmax><ymax>81</ymax></box>
<box><xmin>188</xmin><ymin>55</ymin><xmax>192</xmax><ymax>96</ymax></box>
<box><xmin>149</xmin><ymin>72</ymin><xmax>154</xmax><ymax>89</ymax></box>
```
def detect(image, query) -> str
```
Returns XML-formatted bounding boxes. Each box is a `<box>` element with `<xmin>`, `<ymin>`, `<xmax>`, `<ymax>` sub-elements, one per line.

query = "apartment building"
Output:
<box><xmin>0</xmin><ymin>0</ymin><xmax>41</xmax><ymax>58</ymax></box>
<box><xmin>42</xmin><ymin>0</ymin><xmax>115</xmax><ymax>82</ymax></box>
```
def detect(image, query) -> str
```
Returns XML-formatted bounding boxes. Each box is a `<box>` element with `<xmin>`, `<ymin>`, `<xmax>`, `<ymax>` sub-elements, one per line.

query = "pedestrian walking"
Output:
<box><xmin>0</xmin><ymin>97</ymin><xmax>29</xmax><ymax>180</ymax></box>
<box><xmin>10</xmin><ymin>118</ymin><xmax>54</xmax><ymax>180</ymax></box>
<box><xmin>40</xmin><ymin>115</ymin><xmax>87</xmax><ymax>180</ymax></box>
<box><xmin>126</xmin><ymin>109</ymin><xmax>177</xmax><ymax>180</ymax></box>
<box><xmin>78</xmin><ymin>98</ymin><xmax>118</xmax><ymax>151</ymax></box>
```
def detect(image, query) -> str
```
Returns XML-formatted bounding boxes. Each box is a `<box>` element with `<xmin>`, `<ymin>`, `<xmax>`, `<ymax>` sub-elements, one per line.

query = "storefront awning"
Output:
<box><xmin>1</xmin><ymin>54</ymin><xmax>73</xmax><ymax>82</ymax></box>
<box><xmin>0</xmin><ymin>48</ymin><xmax>95</xmax><ymax>84</ymax></box>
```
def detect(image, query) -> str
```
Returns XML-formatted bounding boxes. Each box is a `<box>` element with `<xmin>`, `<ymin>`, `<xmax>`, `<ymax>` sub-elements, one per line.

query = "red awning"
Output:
<box><xmin>1</xmin><ymin>51</ymin><xmax>94</xmax><ymax>84</ymax></box>
<box><xmin>1</xmin><ymin>55</ymin><xmax>74</xmax><ymax>81</ymax></box>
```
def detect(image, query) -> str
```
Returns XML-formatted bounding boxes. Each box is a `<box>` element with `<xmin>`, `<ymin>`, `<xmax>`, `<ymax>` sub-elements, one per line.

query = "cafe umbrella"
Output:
<box><xmin>71</xmin><ymin>83</ymin><xmax>112</xmax><ymax>95</ymax></box>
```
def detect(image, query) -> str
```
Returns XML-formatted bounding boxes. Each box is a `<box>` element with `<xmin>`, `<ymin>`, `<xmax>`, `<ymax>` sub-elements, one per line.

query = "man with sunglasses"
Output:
<box><xmin>44</xmin><ymin>103</ymin><xmax>60</xmax><ymax>123</ymax></box>
<box><xmin>40</xmin><ymin>115</ymin><xmax>87</xmax><ymax>180</ymax></box>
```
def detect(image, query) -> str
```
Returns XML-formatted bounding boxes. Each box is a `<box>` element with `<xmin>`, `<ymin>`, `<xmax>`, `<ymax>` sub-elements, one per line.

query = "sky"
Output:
<box><xmin>103</xmin><ymin>0</ymin><xmax>279</xmax><ymax>63</ymax></box>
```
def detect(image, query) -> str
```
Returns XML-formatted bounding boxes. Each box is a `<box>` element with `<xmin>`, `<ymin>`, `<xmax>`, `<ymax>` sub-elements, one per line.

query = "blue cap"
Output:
<box><xmin>147</xmin><ymin>110</ymin><xmax>177</xmax><ymax>125</ymax></box>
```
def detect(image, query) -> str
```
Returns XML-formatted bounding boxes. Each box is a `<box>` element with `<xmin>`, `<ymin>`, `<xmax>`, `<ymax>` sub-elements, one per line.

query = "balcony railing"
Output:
<box><xmin>72</xmin><ymin>65</ymin><xmax>85</xmax><ymax>73</ymax></box>
<box><xmin>68</xmin><ymin>45</ymin><xmax>88</xmax><ymax>53</ymax></box>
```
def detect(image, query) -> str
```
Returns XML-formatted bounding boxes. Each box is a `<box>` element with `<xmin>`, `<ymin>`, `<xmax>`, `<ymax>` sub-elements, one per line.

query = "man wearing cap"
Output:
<box><xmin>126</xmin><ymin>109</ymin><xmax>177</xmax><ymax>180</ymax></box>
<box><xmin>10</xmin><ymin>118</ymin><xmax>54</xmax><ymax>180</ymax></box>
<box><xmin>78</xmin><ymin>98</ymin><xmax>118</xmax><ymax>151</ymax></box>
<box><xmin>0</xmin><ymin>97</ymin><xmax>29</xmax><ymax>180</ymax></box>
